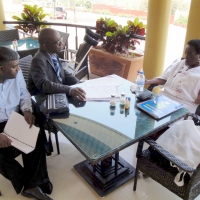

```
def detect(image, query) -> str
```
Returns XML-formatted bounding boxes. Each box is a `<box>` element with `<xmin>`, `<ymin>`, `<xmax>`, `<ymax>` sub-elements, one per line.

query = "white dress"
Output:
<box><xmin>157</xmin><ymin>59</ymin><xmax>200</xmax><ymax>113</ymax></box>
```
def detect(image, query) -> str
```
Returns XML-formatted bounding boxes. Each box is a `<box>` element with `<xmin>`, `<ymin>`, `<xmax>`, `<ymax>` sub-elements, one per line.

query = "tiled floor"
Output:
<box><xmin>1</xmin><ymin>131</ymin><xmax>200</xmax><ymax>200</ymax></box>
<box><xmin>1</xmin><ymin>74</ymin><xmax>200</xmax><ymax>200</ymax></box>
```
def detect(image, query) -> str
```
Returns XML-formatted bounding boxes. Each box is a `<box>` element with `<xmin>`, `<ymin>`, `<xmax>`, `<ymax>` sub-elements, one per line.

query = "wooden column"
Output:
<box><xmin>0</xmin><ymin>0</ymin><xmax>6</xmax><ymax>30</ymax></box>
<box><xmin>183</xmin><ymin>0</ymin><xmax>200</xmax><ymax>56</ymax></box>
<box><xmin>143</xmin><ymin>0</ymin><xmax>172</xmax><ymax>80</ymax></box>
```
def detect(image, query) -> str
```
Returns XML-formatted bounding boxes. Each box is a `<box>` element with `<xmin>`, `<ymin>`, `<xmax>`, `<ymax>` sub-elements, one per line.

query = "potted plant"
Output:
<box><xmin>12</xmin><ymin>4</ymin><xmax>49</xmax><ymax>37</ymax></box>
<box><xmin>89</xmin><ymin>17</ymin><xmax>146</xmax><ymax>82</ymax></box>
<box><xmin>96</xmin><ymin>17</ymin><xmax>146</xmax><ymax>55</ymax></box>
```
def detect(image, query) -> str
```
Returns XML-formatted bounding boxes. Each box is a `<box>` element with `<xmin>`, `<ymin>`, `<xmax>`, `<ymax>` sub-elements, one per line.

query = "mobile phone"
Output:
<box><xmin>130</xmin><ymin>84</ymin><xmax>137</xmax><ymax>94</ymax></box>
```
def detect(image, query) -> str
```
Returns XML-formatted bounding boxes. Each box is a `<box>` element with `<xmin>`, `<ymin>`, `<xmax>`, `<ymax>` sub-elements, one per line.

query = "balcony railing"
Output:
<box><xmin>3</xmin><ymin>20</ymin><xmax>146</xmax><ymax>58</ymax></box>
<box><xmin>3</xmin><ymin>21</ymin><xmax>96</xmax><ymax>50</ymax></box>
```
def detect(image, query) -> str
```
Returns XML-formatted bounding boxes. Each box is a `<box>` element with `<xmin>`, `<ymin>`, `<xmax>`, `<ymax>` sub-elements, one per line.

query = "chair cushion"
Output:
<box><xmin>18</xmin><ymin>54</ymin><xmax>32</xmax><ymax>84</ymax></box>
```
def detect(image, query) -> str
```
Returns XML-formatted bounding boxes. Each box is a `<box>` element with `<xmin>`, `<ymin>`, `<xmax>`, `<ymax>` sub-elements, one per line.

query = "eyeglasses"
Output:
<box><xmin>46</xmin><ymin>37</ymin><xmax>63</xmax><ymax>45</ymax></box>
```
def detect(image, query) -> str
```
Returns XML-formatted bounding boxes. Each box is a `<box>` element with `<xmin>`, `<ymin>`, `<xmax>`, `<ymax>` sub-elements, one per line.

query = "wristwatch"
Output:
<box><xmin>23</xmin><ymin>108</ymin><xmax>32</xmax><ymax>113</ymax></box>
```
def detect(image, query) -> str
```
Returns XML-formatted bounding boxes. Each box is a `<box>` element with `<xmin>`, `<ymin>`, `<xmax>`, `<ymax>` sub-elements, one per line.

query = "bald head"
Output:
<box><xmin>38</xmin><ymin>28</ymin><xmax>63</xmax><ymax>54</ymax></box>
<box><xmin>38</xmin><ymin>28</ymin><xmax>60</xmax><ymax>45</ymax></box>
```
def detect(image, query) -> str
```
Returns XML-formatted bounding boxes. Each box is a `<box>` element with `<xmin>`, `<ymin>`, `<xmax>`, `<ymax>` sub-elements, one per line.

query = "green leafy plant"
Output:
<box><xmin>12</xmin><ymin>4</ymin><xmax>49</xmax><ymax>37</ymax></box>
<box><xmin>96</xmin><ymin>17</ymin><xmax>146</xmax><ymax>55</ymax></box>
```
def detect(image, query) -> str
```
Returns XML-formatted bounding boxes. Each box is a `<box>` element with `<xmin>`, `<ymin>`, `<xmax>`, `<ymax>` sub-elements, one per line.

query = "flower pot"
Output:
<box><xmin>89</xmin><ymin>48</ymin><xmax>144</xmax><ymax>82</ymax></box>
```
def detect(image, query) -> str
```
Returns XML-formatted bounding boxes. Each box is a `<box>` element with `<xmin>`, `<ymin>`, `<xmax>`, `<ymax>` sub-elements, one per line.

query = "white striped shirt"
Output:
<box><xmin>0</xmin><ymin>69</ymin><xmax>32</xmax><ymax>123</ymax></box>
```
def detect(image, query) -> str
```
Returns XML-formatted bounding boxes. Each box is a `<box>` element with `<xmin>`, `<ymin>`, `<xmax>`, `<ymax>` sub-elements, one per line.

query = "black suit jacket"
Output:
<box><xmin>28</xmin><ymin>49</ymin><xmax>79</xmax><ymax>96</ymax></box>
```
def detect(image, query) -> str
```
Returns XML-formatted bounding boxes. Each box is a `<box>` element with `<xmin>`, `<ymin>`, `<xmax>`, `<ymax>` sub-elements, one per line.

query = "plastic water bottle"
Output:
<box><xmin>12</xmin><ymin>39</ymin><xmax>18</xmax><ymax>50</ymax></box>
<box><xmin>136</xmin><ymin>70</ymin><xmax>145</xmax><ymax>95</ymax></box>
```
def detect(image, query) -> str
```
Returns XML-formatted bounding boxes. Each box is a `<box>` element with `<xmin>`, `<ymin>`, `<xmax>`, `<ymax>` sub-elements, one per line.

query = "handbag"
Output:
<box><xmin>40</xmin><ymin>93</ymin><xmax>69</xmax><ymax>115</ymax></box>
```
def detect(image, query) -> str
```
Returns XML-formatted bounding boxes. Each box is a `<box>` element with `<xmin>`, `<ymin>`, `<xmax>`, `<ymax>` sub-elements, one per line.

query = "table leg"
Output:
<box><xmin>74</xmin><ymin>154</ymin><xmax>135</xmax><ymax>197</ymax></box>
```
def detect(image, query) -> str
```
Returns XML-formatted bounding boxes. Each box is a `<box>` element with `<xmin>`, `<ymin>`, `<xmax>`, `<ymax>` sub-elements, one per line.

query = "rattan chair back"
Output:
<box><xmin>133</xmin><ymin>138</ymin><xmax>200</xmax><ymax>200</ymax></box>
<box><xmin>0</xmin><ymin>29</ymin><xmax>19</xmax><ymax>42</ymax></box>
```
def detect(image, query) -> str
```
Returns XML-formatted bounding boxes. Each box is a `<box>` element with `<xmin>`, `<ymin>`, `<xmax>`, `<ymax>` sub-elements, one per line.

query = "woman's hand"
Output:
<box><xmin>145</xmin><ymin>79</ymin><xmax>150</xmax><ymax>85</ymax></box>
<box><xmin>195</xmin><ymin>90</ymin><xmax>200</xmax><ymax>104</ymax></box>
<box><xmin>0</xmin><ymin>134</ymin><xmax>12</xmax><ymax>148</ymax></box>
<box><xmin>24</xmin><ymin>111</ymin><xmax>35</xmax><ymax>128</ymax></box>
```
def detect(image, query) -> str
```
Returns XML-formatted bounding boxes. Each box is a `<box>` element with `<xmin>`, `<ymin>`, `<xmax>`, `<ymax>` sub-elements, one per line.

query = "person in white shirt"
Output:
<box><xmin>145</xmin><ymin>39</ymin><xmax>200</xmax><ymax>114</ymax></box>
<box><xmin>0</xmin><ymin>47</ymin><xmax>53</xmax><ymax>200</ymax></box>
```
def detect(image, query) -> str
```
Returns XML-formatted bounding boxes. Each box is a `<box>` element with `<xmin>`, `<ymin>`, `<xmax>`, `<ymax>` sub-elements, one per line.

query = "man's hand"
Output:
<box><xmin>24</xmin><ymin>111</ymin><xmax>35</xmax><ymax>128</ymax></box>
<box><xmin>0</xmin><ymin>134</ymin><xmax>12</xmax><ymax>148</ymax></box>
<box><xmin>195</xmin><ymin>89</ymin><xmax>200</xmax><ymax>104</ymax></box>
<box><xmin>70</xmin><ymin>87</ymin><xmax>86</xmax><ymax>101</ymax></box>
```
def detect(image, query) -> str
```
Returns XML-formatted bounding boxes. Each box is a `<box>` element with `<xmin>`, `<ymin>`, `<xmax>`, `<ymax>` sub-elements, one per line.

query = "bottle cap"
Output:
<box><xmin>139</xmin><ymin>70</ymin><xmax>144</xmax><ymax>74</ymax></box>
<box><xmin>111</xmin><ymin>94</ymin><xmax>115</xmax><ymax>97</ymax></box>
<box><xmin>121</xmin><ymin>92</ymin><xmax>125</xmax><ymax>96</ymax></box>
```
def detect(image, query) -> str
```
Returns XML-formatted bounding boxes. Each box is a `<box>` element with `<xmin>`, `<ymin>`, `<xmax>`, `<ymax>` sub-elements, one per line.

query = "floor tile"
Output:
<box><xmin>1</xmin><ymin>130</ymin><xmax>199</xmax><ymax>200</ymax></box>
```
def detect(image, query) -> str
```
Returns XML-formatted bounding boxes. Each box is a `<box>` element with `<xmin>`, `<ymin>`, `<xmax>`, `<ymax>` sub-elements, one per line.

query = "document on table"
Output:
<box><xmin>71</xmin><ymin>75</ymin><xmax>121</xmax><ymax>101</ymax></box>
<box><xmin>2</xmin><ymin>111</ymin><xmax>39</xmax><ymax>154</ymax></box>
<box><xmin>82</xmin><ymin>86</ymin><xmax>119</xmax><ymax>101</ymax></box>
<box><xmin>85</xmin><ymin>76</ymin><xmax>119</xmax><ymax>87</ymax></box>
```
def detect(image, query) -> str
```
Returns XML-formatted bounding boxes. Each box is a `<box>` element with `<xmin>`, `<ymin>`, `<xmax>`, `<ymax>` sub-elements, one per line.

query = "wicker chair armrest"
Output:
<box><xmin>144</xmin><ymin>137</ymin><xmax>195</xmax><ymax>173</ymax></box>
<box><xmin>186</xmin><ymin>113</ymin><xmax>200</xmax><ymax>119</ymax></box>
<box><xmin>59</xmin><ymin>58</ymin><xmax>67</xmax><ymax>62</ymax></box>
<box><xmin>184</xmin><ymin>112</ymin><xmax>200</xmax><ymax>125</ymax></box>
<box><xmin>147</xmin><ymin>84</ymin><xmax>158</xmax><ymax>91</ymax></box>
<box><xmin>66</xmin><ymin>49</ymin><xmax>78</xmax><ymax>59</ymax></box>
<box><xmin>195</xmin><ymin>105</ymin><xmax>200</xmax><ymax>117</ymax></box>
<box><xmin>59</xmin><ymin>48</ymin><xmax>77</xmax><ymax>53</ymax></box>
<box><xmin>136</xmin><ymin>140</ymin><xmax>144</xmax><ymax>158</ymax></box>
<box><xmin>67</xmin><ymin>49</ymin><xmax>78</xmax><ymax>54</ymax></box>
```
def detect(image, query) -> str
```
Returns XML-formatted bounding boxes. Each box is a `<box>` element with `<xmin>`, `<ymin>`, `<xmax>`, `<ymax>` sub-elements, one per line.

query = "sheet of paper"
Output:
<box><xmin>82</xmin><ymin>86</ymin><xmax>119</xmax><ymax>100</ymax></box>
<box><xmin>85</xmin><ymin>77</ymin><xmax>119</xmax><ymax>87</ymax></box>
<box><xmin>3</xmin><ymin>111</ymin><xmax>39</xmax><ymax>154</ymax></box>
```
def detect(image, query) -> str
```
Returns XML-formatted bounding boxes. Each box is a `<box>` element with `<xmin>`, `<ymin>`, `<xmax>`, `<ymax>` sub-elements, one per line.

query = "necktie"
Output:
<box><xmin>52</xmin><ymin>55</ymin><xmax>62</xmax><ymax>82</ymax></box>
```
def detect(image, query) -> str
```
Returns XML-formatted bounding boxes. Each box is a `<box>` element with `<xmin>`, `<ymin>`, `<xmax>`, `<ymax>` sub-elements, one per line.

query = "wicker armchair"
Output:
<box><xmin>17</xmin><ymin>48</ymin><xmax>39</xmax><ymax>59</ymax></box>
<box><xmin>133</xmin><ymin>117</ymin><xmax>200</xmax><ymax>199</ymax></box>
<box><xmin>0</xmin><ymin>29</ymin><xmax>19</xmax><ymax>42</ymax></box>
<box><xmin>61</xmin><ymin>28</ymin><xmax>100</xmax><ymax>80</ymax></box>
<box><xmin>57</xmin><ymin>31</ymin><xmax>69</xmax><ymax>59</ymax></box>
<box><xmin>18</xmin><ymin>55</ymin><xmax>60</xmax><ymax>155</ymax></box>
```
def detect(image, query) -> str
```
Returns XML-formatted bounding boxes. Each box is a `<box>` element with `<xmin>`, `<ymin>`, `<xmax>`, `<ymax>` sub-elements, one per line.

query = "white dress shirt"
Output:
<box><xmin>0</xmin><ymin>69</ymin><xmax>32</xmax><ymax>123</ymax></box>
<box><xmin>157</xmin><ymin>59</ymin><xmax>200</xmax><ymax>113</ymax></box>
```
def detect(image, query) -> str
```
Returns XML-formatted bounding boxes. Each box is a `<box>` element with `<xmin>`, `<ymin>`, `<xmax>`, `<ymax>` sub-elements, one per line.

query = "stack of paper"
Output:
<box><xmin>80</xmin><ymin>76</ymin><xmax>120</xmax><ymax>101</ymax></box>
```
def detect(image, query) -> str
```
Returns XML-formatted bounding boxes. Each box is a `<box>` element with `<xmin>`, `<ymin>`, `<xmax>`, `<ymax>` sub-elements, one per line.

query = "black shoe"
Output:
<box><xmin>21</xmin><ymin>186</ymin><xmax>53</xmax><ymax>200</ymax></box>
<box><xmin>39</xmin><ymin>182</ymin><xmax>53</xmax><ymax>195</ymax></box>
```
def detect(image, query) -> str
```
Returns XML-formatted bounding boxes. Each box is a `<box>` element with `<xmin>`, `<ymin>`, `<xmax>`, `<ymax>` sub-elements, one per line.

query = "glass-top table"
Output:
<box><xmin>0</xmin><ymin>37</ymin><xmax>39</xmax><ymax>51</ymax></box>
<box><xmin>33</xmin><ymin>75</ymin><xmax>189</xmax><ymax>197</ymax></box>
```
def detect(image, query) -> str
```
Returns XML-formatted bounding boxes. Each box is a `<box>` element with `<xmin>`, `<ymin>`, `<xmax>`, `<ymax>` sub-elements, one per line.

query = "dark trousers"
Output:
<box><xmin>0</xmin><ymin>121</ymin><xmax>50</xmax><ymax>194</ymax></box>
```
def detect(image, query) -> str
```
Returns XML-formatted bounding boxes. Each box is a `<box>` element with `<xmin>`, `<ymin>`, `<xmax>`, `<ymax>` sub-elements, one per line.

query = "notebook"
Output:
<box><xmin>137</xmin><ymin>95</ymin><xmax>184</xmax><ymax>119</ymax></box>
<box><xmin>2</xmin><ymin>111</ymin><xmax>39</xmax><ymax>154</ymax></box>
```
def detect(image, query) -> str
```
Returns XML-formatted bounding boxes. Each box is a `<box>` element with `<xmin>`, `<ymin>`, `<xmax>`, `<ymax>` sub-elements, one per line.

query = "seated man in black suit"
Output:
<box><xmin>0</xmin><ymin>47</ymin><xmax>53</xmax><ymax>200</ymax></box>
<box><xmin>28</xmin><ymin>28</ymin><xmax>86</xmax><ymax>101</ymax></box>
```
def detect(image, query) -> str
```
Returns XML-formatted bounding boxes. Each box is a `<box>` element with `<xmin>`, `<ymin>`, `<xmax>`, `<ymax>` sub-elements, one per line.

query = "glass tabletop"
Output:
<box><xmin>36</xmin><ymin>76</ymin><xmax>189</xmax><ymax>164</ymax></box>
<box><xmin>0</xmin><ymin>37</ymin><xmax>39</xmax><ymax>51</ymax></box>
